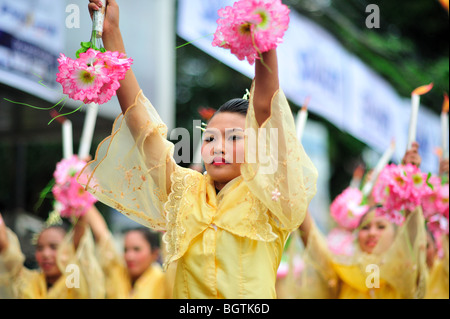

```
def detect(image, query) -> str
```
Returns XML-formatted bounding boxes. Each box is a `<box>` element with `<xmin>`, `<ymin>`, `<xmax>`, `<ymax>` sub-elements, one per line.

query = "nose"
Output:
<box><xmin>367</xmin><ymin>225</ymin><xmax>378</xmax><ymax>236</ymax></box>
<box><xmin>40</xmin><ymin>247</ymin><xmax>53</xmax><ymax>260</ymax></box>
<box><xmin>210</xmin><ymin>137</ymin><xmax>225</xmax><ymax>155</ymax></box>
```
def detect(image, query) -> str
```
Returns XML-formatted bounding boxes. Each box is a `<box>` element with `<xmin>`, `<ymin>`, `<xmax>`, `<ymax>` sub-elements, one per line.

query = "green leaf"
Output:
<box><xmin>34</xmin><ymin>178</ymin><xmax>56</xmax><ymax>212</ymax></box>
<box><xmin>426</xmin><ymin>172</ymin><xmax>434</xmax><ymax>190</ymax></box>
<box><xmin>81</xmin><ymin>41</ymin><xmax>92</xmax><ymax>48</ymax></box>
<box><xmin>76</xmin><ymin>41</ymin><xmax>94</xmax><ymax>58</ymax></box>
<box><xmin>360</xmin><ymin>195</ymin><xmax>368</xmax><ymax>206</ymax></box>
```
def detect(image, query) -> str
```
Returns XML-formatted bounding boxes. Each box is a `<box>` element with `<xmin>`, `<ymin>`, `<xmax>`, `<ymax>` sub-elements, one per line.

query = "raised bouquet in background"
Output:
<box><xmin>421</xmin><ymin>174</ymin><xmax>449</xmax><ymax>235</ymax></box>
<box><xmin>212</xmin><ymin>0</ymin><xmax>290</xmax><ymax>65</ymax></box>
<box><xmin>372</xmin><ymin>163</ymin><xmax>435</xmax><ymax>225</ymax></box>
<box><xmin>330</xmin><ymin>187</ymin><xmax>370</xmax><ymax>231</ymax></box>
<box><xmin>52</xmin><ymin>155</ymin><xmax>97</xmax><ymax>218</ymax></box>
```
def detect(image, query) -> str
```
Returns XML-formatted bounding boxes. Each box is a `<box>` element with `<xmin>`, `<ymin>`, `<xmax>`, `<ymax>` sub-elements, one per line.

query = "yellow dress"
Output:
<box><xmin>96</xmin><ymin>231</ymin><xmax>172</xmax><ymax>299</ymax></box>
<box><xmin>0</xmin><ymin>226</ymin><xmax>105</xmax><ymax>299</ymax></box>
<box><xmin>295</xmin><ymin>207</ymin><xmax>428</xmax><ymax>299</ymax></box>
<box><xmin>79</xmin><ymin>82</ymin><xmax>318</xmax><ymax>299</ymax></box>
<box><xmin>425</xmin><ymin>234</ymin><xmax>449</xmax><ymax>299</ymax></box>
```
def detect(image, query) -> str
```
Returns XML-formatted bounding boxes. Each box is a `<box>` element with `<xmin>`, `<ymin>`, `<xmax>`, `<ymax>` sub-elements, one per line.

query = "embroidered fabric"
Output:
<box><xmin>78</xmin><ymin>82</ymin><xmax>318</xmax><ymax>273</ymax></box>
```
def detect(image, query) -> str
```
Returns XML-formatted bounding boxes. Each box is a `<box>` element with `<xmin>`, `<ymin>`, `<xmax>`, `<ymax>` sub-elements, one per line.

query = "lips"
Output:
<box><xmin>211</xmin><ymin>157</ymin><xmax>229</xmax><ymax>166</ymax></box>
<box><xmin>365</xmin><ymin>240</ymin><xmax>378</xmax><ymax>248</ymax></box>
<box><xmin>40</xmin><ymin>262</ymin><xmax>55</xmax><ymax>271</ymax></box>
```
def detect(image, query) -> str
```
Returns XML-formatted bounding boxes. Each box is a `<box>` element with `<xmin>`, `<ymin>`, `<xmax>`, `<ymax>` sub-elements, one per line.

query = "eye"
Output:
<box><xmin>228</xmin><ymin>134</ymin><xmax>242</xmax><ymax>141</ymax></box>
<box><xmin>203</xmin><ymin>135</ymin><xmax>215</xmax><ymax>142</ymax></box>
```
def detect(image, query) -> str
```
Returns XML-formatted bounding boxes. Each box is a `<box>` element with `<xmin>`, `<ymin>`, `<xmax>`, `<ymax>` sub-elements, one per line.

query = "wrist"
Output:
<box><xmin>102</xmin><ymin>28</ymin><xmax>125</xmax><ymax>53</ymax></box>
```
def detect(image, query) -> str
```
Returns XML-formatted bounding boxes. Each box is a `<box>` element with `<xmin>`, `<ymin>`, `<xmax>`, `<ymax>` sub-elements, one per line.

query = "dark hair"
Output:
<box><xmin>126</xmin><ymin>227</ymin><xmax>161</xmax><ymax>251</ymax></box>
<box><xmin>39</xmin><ymin>224</ymin><xmax>69</xmax><ymax>237</ymax></box>
<box><xmin>211</xmin><ymin>98</ymin><xmax>249</xmax><ymax>120</ymax></box>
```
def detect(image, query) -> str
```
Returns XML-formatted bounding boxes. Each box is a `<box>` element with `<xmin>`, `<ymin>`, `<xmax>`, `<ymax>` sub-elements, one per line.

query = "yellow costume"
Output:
<box><xmin>295</xmin><ymin>207</ymin><xmax>428</xmax><ymax>299</ymax></box>
<box><xmin>425</xmin><ymin>234</ymin><xmax>449</xmax><ymax>299</ymax></box>
<box><xmin>0</xmin><ymin>226</ymin><xmax>104</xmax><ymax>299</ymax></box>
<box><xmin>96</xmin><ymin>231</ymin><xmax>171</xmax><ymax>299</ymax></box>
<box><xmin>79</xmin><ymin>82</ymin><xmax>318</xmax><ymax>299</ymax></box>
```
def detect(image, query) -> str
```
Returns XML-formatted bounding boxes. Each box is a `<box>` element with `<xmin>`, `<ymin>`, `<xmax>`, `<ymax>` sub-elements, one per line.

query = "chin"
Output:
<box><xmin>206</xmin><ymin>167</ymin><xmax>240</xmax><ymax>183</ymax></box>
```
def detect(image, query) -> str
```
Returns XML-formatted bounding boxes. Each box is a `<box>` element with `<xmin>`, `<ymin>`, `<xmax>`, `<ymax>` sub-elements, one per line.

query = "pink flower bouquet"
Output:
<box><xmin>422</xmin><ymin>178</ymin><xmax>449</xmax><ymax>235</ymax></box>
<box><xmin>326</xmin><ymin>227</ymin><xmax>356</xmax><ymax>256</ymax></box>
<box><xmin>372</xmin><ymin>163</ymin><xmax>434</xmax><ymax>225</ymax></box>
<box><xmin>56</xmin><ymin>48</ymin><xmax>132</xmax><ymax>105</ymax></box>
<box><xmin>330</xmin><ymin>187</ymin><xmax>369</xmax><ymax>231</ymax></box>
<box><xmin>213</xmin><ymin>0</ymin><xmax>290</xmax><ymax>64</ymax></box>
<box><xmin>52</xmin><ymin>155</ymin><xmax>97</xmax><ymax>218</ymax></box>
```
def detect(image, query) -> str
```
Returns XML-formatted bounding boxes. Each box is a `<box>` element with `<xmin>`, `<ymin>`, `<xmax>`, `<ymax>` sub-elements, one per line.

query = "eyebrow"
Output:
<box><xmin>204</xmin><ymin>128</ymin><xmax>244</xmax><ymax>134</ymax></box>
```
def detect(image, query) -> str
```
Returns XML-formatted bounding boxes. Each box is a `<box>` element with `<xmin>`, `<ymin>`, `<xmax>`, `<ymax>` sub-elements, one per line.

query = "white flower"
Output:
<box><xmin>272</xmin><ymin>188</ymin><xmax>281</xmax><ymax>201</ymax></box>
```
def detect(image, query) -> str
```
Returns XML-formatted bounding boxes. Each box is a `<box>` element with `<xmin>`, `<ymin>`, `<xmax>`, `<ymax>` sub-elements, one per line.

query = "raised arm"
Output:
<box><xmin>88</xmin><ymin>0</ymin><xmax>176</xmax><ymax>197</ymax></box>
<box><xmin>298</xmin><ymin>210</ymin><xmax>313</xmax><ymax>247</ymax></box>
<box><xmin>88</xmin><ymin>0</ymin><xmax>140</xmax><ymax>114</ymax></box>
<box><xmin>253</xmin><ymin>50</ymin><xmax>279</xmax><ymax>127</ymax></box>
<box><xmin>0</xmin><ymin>213</ymin><xmax>8</xmax><ymax>253</ymax></box>
<box><xmin>402</xmin><ymin>142</ymin><xmax>422</xmax><ymax>168</ymax></box>
<box><xmin>84</xmin><ymin>206</ymin><xmax>110</xmax><ymax>244</ymax></box>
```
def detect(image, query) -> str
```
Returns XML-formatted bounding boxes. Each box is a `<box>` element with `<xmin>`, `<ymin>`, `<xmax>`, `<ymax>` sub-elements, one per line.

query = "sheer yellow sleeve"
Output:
<box><xmin>95</xmin><ymin>231</ymin><xmax>132</xmax><ymax>298</ymax></box>
<box><xmin>376</xmin><ymin>206</ymin><xmax>428</xmax><ymax>299</ymax></box>
<box><xmin>78</xmin><ymin>90</ymin><xmax>178</xmax><ymax>231</ymax></box>
<box><xmin>295</xmin><ymin>222</ymin><xmax>340</xmax><ymax>299</ymax></box>
<box><xmin>241</xmin><ymin>82</ymin><xmax>318</xmax><ymax>231</ymax></box>
<box><xmin>57</xmin><ymin>225</ymin><xmax>106</xmax><ymax>299</ymax></box>
<box><xmin>0</xmin><ymin>228</ymin><xmax>27</xmax><ymax>298</ymax></box>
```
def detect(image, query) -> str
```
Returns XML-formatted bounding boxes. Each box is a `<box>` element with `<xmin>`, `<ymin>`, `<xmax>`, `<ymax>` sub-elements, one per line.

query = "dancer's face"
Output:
<box><xmin>35</xmin><ymin>228</ymin><xmax>65</xmax><ymax>280</ymax></box>
<box><xmin>358</xmin><ymin>211</ymin><xmax>395</xmax><ymax>254</ymax></box>
<box><xmin>202</xmin><ymin>112</ymin><xmax>246</xmax><ymax>191</ymax></box>
<box><xmin>124</xmin><ymin>231</ymin><xmax>156</xmax><ymax>280</ymax></box>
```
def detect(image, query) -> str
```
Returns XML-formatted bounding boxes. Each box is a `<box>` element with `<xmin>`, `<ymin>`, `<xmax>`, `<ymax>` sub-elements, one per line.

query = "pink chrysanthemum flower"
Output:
<box><xmin>330</xmin><ymin>187</ymin><xmax>369</xmax><ymax>231</ymax></box>
<box><xmin>213</xmin><ymin>0</ymin><xmax>290</xmax><ymax>65</ymax></box>
<box><xmin>52</xmin><ymin>155</ymin><xmax>97</xmax><ymax>218</ymax></box>
<box><xmin>372</xmin><ymin>164</ymin><xmax>434</xmax><ymax>225</ymax></box>
<box><xmin>423</xmin><ymin>182</ymin><xmax>449</xmax><ymax>235</ymax></box>
<box><xmin>56</xmin><ymin>49</ymin><xmax>133</xmax><ymax>105</ymax></box>
<box><xmin>53</xmin><ymin>155</ymin><xmax>87</xmax><ymax>185</ymax></box>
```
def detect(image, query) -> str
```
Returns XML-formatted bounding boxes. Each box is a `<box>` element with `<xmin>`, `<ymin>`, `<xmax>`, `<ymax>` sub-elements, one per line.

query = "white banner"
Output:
<box><xmin>0</xmin><ymin>0</ymin><xmax>65</xmax><ymax>101</ymax></box>
<box><xmin>177</xmin><ymin>0</ymin><xmax>442</xmax><ymax>174</ymax></box>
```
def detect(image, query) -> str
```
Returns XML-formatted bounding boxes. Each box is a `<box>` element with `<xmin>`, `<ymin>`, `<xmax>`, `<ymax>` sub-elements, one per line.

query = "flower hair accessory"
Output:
<box><xmin>330</xmin><ymin>187</ymin><xmax>369</xmax><ymax>231</ymax></box>
<box><xmin>31</xmin><ymin>206</ymin><xmax>64</xmax><ymax>246</ymax></box>
<box><xmin>212</xmin><ymin>0</ymin><xmax>290</xmax><ymax>65</ymax></box>
<box><xmin>243</xmin><ymin>89</ymin><xmax>251</xmax><ymax>100</ymax></box>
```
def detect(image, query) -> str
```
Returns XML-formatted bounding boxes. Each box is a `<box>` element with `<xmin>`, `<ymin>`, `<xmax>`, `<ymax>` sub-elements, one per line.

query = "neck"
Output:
<box><xmin>46</xmin><ymin>274</ymin><xmax>60</xmax><ymax>288</ymax></box>
<box><xmin>214</xmin><ymin>182</ymin><xmax>226</xmax><ymax>192</ymax></box>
